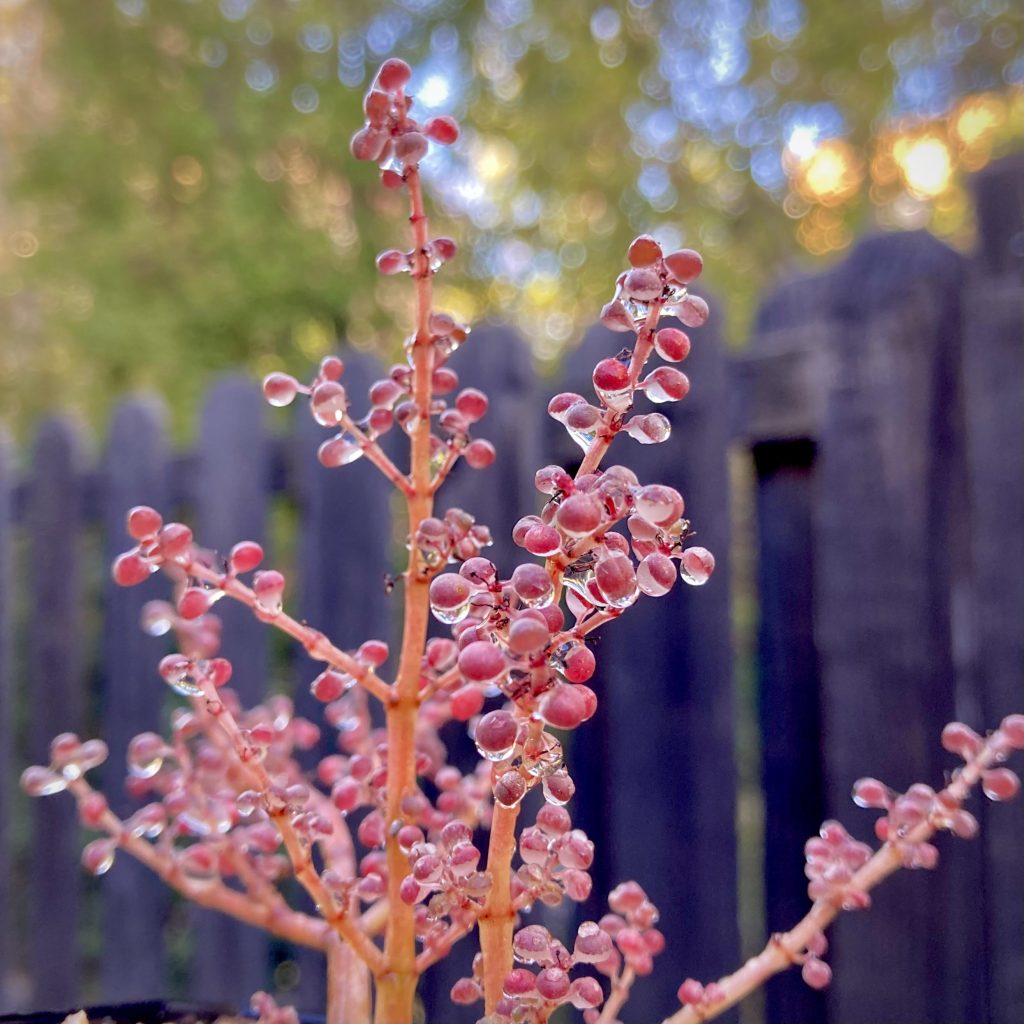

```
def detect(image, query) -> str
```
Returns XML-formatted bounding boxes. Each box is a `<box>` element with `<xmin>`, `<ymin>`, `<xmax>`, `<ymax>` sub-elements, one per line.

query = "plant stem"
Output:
<box><xmin>660</xmin><ymin>732</ymin><xmax>1007</xmax><ymax>1024</ymax></box>
<box><xmin>328</xmin><ymin>934</ymin><xmax>372</xmax><ymax>1024</ymax></box>
<box><xmin>377</xmin><ymin>160</ymin><xmax>436</xmax><ymax>1024</ymax></box>
<box><xmin>479</xmin><ymin>800</ymin><xmax>520</xmax><ymax>1012</ymax></box>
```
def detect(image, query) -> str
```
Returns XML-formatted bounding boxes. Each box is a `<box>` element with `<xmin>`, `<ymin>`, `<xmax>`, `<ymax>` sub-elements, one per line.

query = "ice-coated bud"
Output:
<box><xmin>627</xmin><ymin>234</ymin><xmax>663</xmax><ymax>267</ymax></box>
<box><xmin>374</xmin><ymin>58</ymin><xmax>412</xmax><ymax>93</ymax></box>
<box><xmin>458</xmin><ymin>640</ymin><xmax>506</xmax><ymax>684</ymax></box>
<box><xmin>450</xmin><ymin>978</ymin><xmax>482</xmax><ymax>1005</ymax></box>
<box><xmin>941</xmin><ymin>721</ymin><xmax>983</xmax><ymax>759</ymax></box>
<box><xmin>350</xmin><ymin>126</ymin><xmax>388</xmax><ymax>162</ymax></box>
<box><xmin>424</xmin><ymin>115</ymin><xmax>460</xmax><ymax>145</ymax></box>
<box><xmin>127</xmin><ymin>505</ymin><xmax>163</xmax><ymax>540</ymax></box>
<box><xmin>229</xmin><ymin>541</ymin><xmax>263</xmax><ymax>574</ymax></box>
<box><xmin>475</xmin><ymin>710</ymin><xmax>518</xmax><ymax>760</ymax></box>
<box><xmin>654</xmin><ymin>326</ymin><xmax>691</xmax><ymax>362</ymax></box>
<box><xmin>680</xmin><ymin>546</ymin><xmax>715</xmax><ymax>586</ymax></box>
<box><xmin>262</xmin><ymin>372</ymin><xmax>300</xmax><ymax>407</ymax></box>
<box><xmin>253</xmin><ymin>570</ymin><xmax>285</xmax><ymax>614</ymax></box>
<box><xmin>677</xmin><ymin>293</ymin><xmax>710</xmax><ymax>327</ymax></box>
<box><xmin>802</xmin><ymin>957</ymin><xmax>832</xmax><ymax>990</ymax></box>
<box><xmin>562</xmin><ymin>643</ymin><xmax>596</xmax><ymax>683</ymax></box>
<box><xmin>556</xmin><ymin>494</ymin><xmax>603</xmax><ymax>537</ymax></box>
<box><xmin>395</xmin><ymin>131</ymin><xmax>429</xmax><ymax>167</ymax></box>
<box><xmin>540</xmin><ymin>684</ymin><xmax>593</xmax><ymax>730</ymax></box>
<box><xmin>511</xmin><ymin>563</ymin><xmax>554</xmax><ymax>606</ymax></box>
<box><xmin>600</xmin><ymin>299</ymin><xmax>636</xmax><ymax>333</ymax></box>
<box><xmin>112</xmin><ymin>551</ymin><xmax>153</xmax><ymax>587</ymax></box>
<box><xmin>664</xmin><ymin>248</ymin><xmax>703</xmax><ymax>284</ymax></box>
<box><xmin>536</xmin><ymin>967</ymin><xmax>571</xmax><ymax>1001</ymax></box>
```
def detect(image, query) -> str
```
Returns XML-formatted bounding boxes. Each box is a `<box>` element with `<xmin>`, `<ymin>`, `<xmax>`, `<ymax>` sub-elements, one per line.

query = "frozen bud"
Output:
<box><xmin>654</xmin><ymin>327</ymin><xmax>691</xmax><ymax>362</ymax></box>
<box><xmin>127</xmin><ymin>505</ymin><xmax>163</xmax><ymax>540</ymax></box>
<box><xmin>253</xmin><ymin>570</ymin><xmax>285</xmax><ymax>614</ymax></box>
<box><xmin>450</xmin><ymin>684</ymin><xmax>484</xmax><ymax>721</ymax></box>
<box><xmin>374</xmin><ymin>58</ymin><xmax>412</xmax><ymax>93</ymax></box>
<box><xmin>680</xmin><ymin>546</ymin><xmax>715</xmax><ymax>586</ymax></box>
<box><xmin>524</xmin><ymin>524</ymin><xmax>562</xmax><ymax>557</ymax></box>
<box><xmin>514</xmin><ymin>925</ymin><xmax>554</xmax><ymax>965</ymax></box>
<box><xmin>475</xmin><ymin>710</ymin><xmax>518</xmax><ymax>759</ymax></box>
<box><xmin>634</xmin><ymin>484</ymin><xmax>684</xmax><ymax>527</ymax></box>
<box><xmin>556</xmin><ymin>829</ymin><xmax>594</xmax><ymax>870</ymax></box>
<box><xmin>229</xmin><ymin>541</ymin><xmax>263</xmax><ymax>574</ymax></box>
<box><xmin>357</xmin><ymin>811</ymin><xmax>386</xmax><ymax>848</ymax></box>
<box><xmin>642</xmin><ymin>366</ymin><xmax>690</xmax><ymax>403</ymax></box>
<box><xmin>541</xmin><ymin>684</ymin><xmax>593</xmax><ymax>730</ymax></box>
<box><xmin>983</xmin><ymin>768</ymin><xmax>1020</xmax><ymax>802</ymax></box>
<box><xmin>637</xmin><ymin>553</ymin><xmax>677</xmax><ymax>597</ymax></box>
<box><xmin>949</xmin><ymin>808</ymin><xmax>978</xmax><ymax>839</ymax></box>
<box><xmin>537</xmin><ymin>804</ymin><xmax>572</xmax><ymax>835</ymax></box>
<box><xmin>319</xmin><ymin>355</ymin><xmax>344</xmax><ymax>380</ymax></box>
<box><xmin>263</xmin><ymin>372</ymin><xmax>300</xmax><ymax>407</ymax></box>
<box><xmin>458</xmin><ymin>641</ymin><xmax>506</xmax><ymax>684</ymax></box>
<box><xmin>429</xmin><ymin>573</ymin><xmax>473</xmax><ymax>625</ymax></box>
<box><xmin>562</xmin><ymin>643</ymin><xmax>596</xmax><ymax>683</ymax></box>
<box><xmin>511</xmin><ymin>563</ymin><xmax>554</xmax><ymax>606</ymax></box>
<box><xmin>609</xmin><ymin>881</ymin><xmax>647</xmax><ymax>914</ymax></box>
<box><xmin>424</xmin><ymin>115</ymin><xmax>460</xmax><ymax>145</ymax></box>
<box><xmin>601</xmin><ymin>299</ymin><xmax>636</xmax><ymax>332</ymax></box>
<box><xmin>664</xmin><ymin>248</ymin><xmax>703</xmax><ymax>284</ymax></box>
<box><xmin>158</xmin><ymin>523</ymin><xmax>193</xmax><ymax>563</ymax></box>
<box><xmin>556</xmin><ymin>494</ymin><xmax>603</xmax><ymax>537</ymax></box>
<box><xmin>112</xmin><ymin>551</ymin><xmax>152</xmax><ymax>587</ymax></box>
<box><xmin>395</xmin><ymin>131</ymin><xmax>429</xmax><ymax>167</ymax></box>
<box><xmin>413</xmin><ymin>853</ymin><xmax>444</xmax><ymax>884</ymax></box>
<box><xmin>350</xmin><ymin>126</ymin><xmax>388</xmax><ymax>162</ymax></box>
<box><xmin>941</xmin><ymin>721</ymin><xmax>983</xmax><ymax>759</ymax></box>
<box><xmin>548</xmin><ymin>392</ymin><xmax>586</xmax><ymax>422</ymax></box>
<box><xmin>454</xmin><ymin>387</ymin><xmax>488</xmax><ymax>422</ymax></box>
<box><xmin>449</xmin><ymin>841</ymin><xmax>480</xmax><ymax>877</ymax></box>
<box><xmin>375</xmin><ymin>249</ymin><xmax>408</xmax><ymax>275</ymax></box>
<box><xmin>615</xmin><ymin>926</ymin><xmax>646</xmax><ymax>957</ymax></box>
<box><xmin>508</xmin><ymin>614</ymin><xmax>551</xmax><ymax>655</ymax></box>
<box><xmin>1001</xmin><ymin>714</ymin><xmax>1024</xmax><ymax>748</ymax></box>
<box><xmin>536</xmin><ymin>465</ymin><xmax>574</xmax><ymax>495</ymax></box>
<box><xmin>494</xmin><ymin>770</ymin><xmax>527</xmax><ymax>808</ymax></box>
<box><xmin>464</xmin><ymin>439</ymin><xmax>496</xmax><ymax>469</ymax></box>
<box><xmin>311</xmin><ymin>669</ymin><xmax>346</xmax><ymax>702</ymax></box>
<box><xmin>678</xmin><ymin>979</ymin><xmax>704</xmax><ymax>1006</ymax></box>
<box><xmin>178</xmin><ymin>587</ymin><xmax>212</xmax><ymax>621</ymax></box>
<box><xmin>450</xmin><ymin>978</ymin><xmax>482</xmax><ymax>1005</ymax></box>
<box><xmin>459</xmin><ymin>557</ymin><xmax>497</xmax><ymax>585</ymax></box>
<box><xmin>536</xmin><ymin>968</ymin><xmax>571</xmax><ymax>1002</ymax></box>
<box><xmin>595</xmin><ymin>554</ymin><xmax>639</xmax><ymax>608</ymax></box>
<box><xmin>625</xmin><ymin>413</ymin><xmax>671</xmax><ymax>445</ymax></box>
<box><xmin>593</xmin><ymin>358</ymin><xmax>632</xmax><ymax>409</ymax></box>
<box><xmin>543</xmin><ymin>770</ymin><xmax>575</xmax><ymax>805</ymax></box>
<box><xmin>563</xmin><ymin>868</ymin><xmax>593</xmax><ymax>901</ymax></box>
<box><xmin>574</xmin><ymin>921</ymin><xmax>613</xmax><ymax>963</ymax></box>
<box><xmin>520</xmin><ymin>826</ymin><xmax>551</xmax><ymax>865</ymax></box>
<box><xmin>82</xmin><ymin>838</ymin><xmax>116</xmax><ymax>876</ymax></box>
<box><xmin>503</xmin><ymin>969</ymin><xmax>537</xmax><ymax>997</ymax></box>
<box><xmin>623</xmin><ymin>268</ymin><xmax>662</xmax><ymax>301</ymax></box>
<box><xmin>677</xmin><ymin>294</ymin><xmax>710</xmax><ymax>327</ymax></box>
<box><xmin>432</xmin><ymin>236</ymin><xmax>457</xmax><ymax>263</ymax></box>
<box><xmin>331</xmin><ymin>777</ymin><xmax>361</xmax><ymax>814</ymax></box>
<box><xmin>852</xmin><ymin>777</ymin><xmax>890</xmax><ymax>809</ymax></box>
<box><xmin>627</xmin><ymin>234</ymin><xmax>663</xmax><ymax>267</ymax></box>
<box><xmin>802</xmin><ymin>958</ymin><xmax>832</xmax><ymax>990</ymax></box>
<box><xmin>79</xmin><ymin>791</ymin><xmax>108</xmax><ymax>827</ymax></box>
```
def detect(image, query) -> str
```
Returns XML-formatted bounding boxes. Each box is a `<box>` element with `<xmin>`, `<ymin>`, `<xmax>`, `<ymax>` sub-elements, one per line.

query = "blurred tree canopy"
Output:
<box><xmin>0</xmin><ymin>0</ymin><xmax>1021</xmax><ymax>435</ymax></box>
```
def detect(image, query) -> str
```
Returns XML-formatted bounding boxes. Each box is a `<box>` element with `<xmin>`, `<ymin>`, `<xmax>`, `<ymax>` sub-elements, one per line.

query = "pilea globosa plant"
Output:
<box><xmin>22</xmin><ymin>57</ymin><xmax>1024</xmax><ymax>1024</ymax></box>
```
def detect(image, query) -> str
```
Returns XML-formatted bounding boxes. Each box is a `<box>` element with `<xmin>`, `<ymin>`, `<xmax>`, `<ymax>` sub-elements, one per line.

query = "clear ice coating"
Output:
<box><xmin>474</xmin><ymin>735</ymin><xmax>517</xmax><ymax>763</ymax></box>
<box><xmin>522</xmin><ymin>733</ymin><xmax>564</xmax><ymax>778</ymax></box>
<box><xmin>318</xmin><ymin>434</ymin><xmax>365</xmax><ymax>468</ymax></box>
<box><xmin>430</xmin><ymin>594</ymin><xmax>472</xmax><ymax>625</ymax></box>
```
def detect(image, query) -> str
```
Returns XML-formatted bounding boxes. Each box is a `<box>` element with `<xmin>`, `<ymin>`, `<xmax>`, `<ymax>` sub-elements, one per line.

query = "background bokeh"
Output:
<box><xmin>0</xmin><ymin>0</ymin><xmax>1021</xmax><ymax>434</ymax></box>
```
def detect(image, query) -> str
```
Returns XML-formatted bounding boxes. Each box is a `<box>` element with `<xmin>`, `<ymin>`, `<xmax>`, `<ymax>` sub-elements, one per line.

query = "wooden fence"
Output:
<box><xmin>0</xmin><ymin>152</ymin><xmax>1022</xmax><ymax>1024</ymax></box>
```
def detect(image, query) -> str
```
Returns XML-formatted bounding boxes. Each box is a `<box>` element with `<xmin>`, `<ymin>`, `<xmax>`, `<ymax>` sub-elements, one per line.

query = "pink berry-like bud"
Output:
<box><xmin>79</xmin><ymin>791</ymin><xmax>108</xmax><ymax>827</ymax></box>
<box><xmin>623</xmin><ymin>268</ymin><xmax>663</xmax><ymax>301</ymax></box>
<box><xmin>177</xmin><ymin>587</ymin><xmax>212</xmax><ymax>620</ymax></box>
<box><xmin>112</xmin><ymin>551</ymin><xmax>152</xmax><ymax>587</ymax></box>
<box><xmin>464</xmin><ymin>439</ymin><xmax>496</xmax><ymax>469</ymax></box>
<box><xmin>127</xmin><ymin>505</ymin><xmax>163</xmax><ymax>540</ymax></box>
<box><xmin>475</xmin><ymin>710</ymin><xmax>518</xmax><ymax>757</ymax></box>
<box><xmin>424</xmin><ymin>115</ymin><xmax>460</xmax><ymax>145</ymax></box>
<box><xmin>654</xmin><ymin>327</ymin><xmax>691</xmax><ymax>362</ymax></box>
<box><xmin>158</xmin><ymin>523</ymin><xmax>193</xmax><ymax>563</ymax></box>
<box><xmin>852</xmin><ymin>777</ymin><xmax>889</xmax><ymax>808</ymax></box>
<box><xmin>642</xmin><ymin>366</ymin><xmax>690</xmax><ymax>403</ymax></box>
<box><xmin>536</xmin><ymin>967</ymin><xmax>571</xmax><ymax>1001</ymax></box>
<box><xmin>511</xmin><ymin>563</ymin><xmax>554</xmax><ymax>606</ymax></box>
<box><xmin>494</xmin><ymin>770</ymin><xmax>527</xmax><ymax>808</ymax></box>
<box><xmin>562</xmin><ymin>644</ymin><xmax>596</xmax><ymax>683</ymax></box>
<box><xmin>627</xmin><ymin>234</ymin><xmax>663</xmax><ymax>267</ymax></box>
<box><xmin>458</xmin><ymin>640</ymin><xmax>506</xmax><ymax>684</ymax></box>
<box><xmin>395</xmin><ymin>131</ymin><xmax>429</xmax><ymax>167</ymax></box>
<box><xmin>350</xmin><ymin>126</ymin><xmax>389</xmax><ymax>162</ymax></box>
<box><xmin>450</xmin><ymin>978</ymin><xmax>482</xmax><ymax>1005</ymax></box>
<box><xmin>637</xmin><ymin>553</ymin><xmax>677</xmax><ymax>597</ymax></box>
<box><xmin>569</xmin><ymin>977</ymin><xmax>604</xmax><ymax>1010</ymax></box>
<box><xmin>802</xmin><ymin>957</ymin><xmax>832</xmax><ymax>990</ymax></box>
<box><xmin>678</xmin><ymin>979</ymin><xmax>704</xmax><ymax>1006</ymax></box>
<box><xmin>263</xmin><ymin>372</ymin><xmax>300</xmax><ymax>407</ymax></box>
<box><xmin>311</xmin><ymin>669</ymin><xmax>346</xmax><ymax>703</ymax></box>
<box><xmin>540</xmin><ymin>684</ymin><xmax>592</xmax><ymax>730</ymax></box>
<box><xmin>376</xmin><ymin>249</ymin><xmax>408</xmax><ymax>275</ymax></box>
<box><xmin>507</xmin><ymin>614</ymin><xmax>551</xmax><ymax>655</ymax></box>
<box><xmin>595</xmin><ymin>555</ymin><xmax>639</xmax><ymax>608</ymax></box>
<box><xmin>229</xmin><ymin>541</ymin><xmax>263</xmax><ymax>574</ymax></box>
<box><xmin>677</xmin><ymin>293</ymin><xmax>710</xmax><ymax>327</ymax></box>
<box><xmin>253</xmin><ymin>570</ymin><xmax>285</xmax><ymax>613</ymax></box>
<box><xmin>601</xmin><ymin>299</ymin><xmax>636</xmax><ymax>332</ymax></box>
<box><xmin>375</xmin><ymin>58</ymin><xmax>412</xmax><ymax>93</ymax></box>
<box><xmin>664</xmin><ymin>248</ymin><xmax>703</xmax><ymax>284</ymax></box>
<box><xmin>680</xmin><ymin>546</ymin><xmax>715</xmax><ymax>586</ymax></box>
<box><xmin>450</xmin><ymin>684</ymin><xmax>484</xmax><ymax>721</ymax></box>
<box><xmin>941</xmin><ymin>721</ymin><xmax>983</xmax><ymax>759</ymax></box>
<box><xmin>556</xmin><ymin>494</ymin><xmax>603</xmax><ymax>537</ymax></box>
<box><xmin>983</xmin><ymin>768</ymin><xmax>1020</xmax><ymax>801</ymax></box>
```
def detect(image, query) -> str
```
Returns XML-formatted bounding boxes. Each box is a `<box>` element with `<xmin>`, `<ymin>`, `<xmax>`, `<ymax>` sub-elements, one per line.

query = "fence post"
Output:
<box><xmin>287</xmin><ymin>351</ymin><xmax>396</xmax><ymax>1013</ymax></box>
<box><xmin>191</xmin><ymin>377</ymin><xmax>273</xmax><ymax>1003</ymax></box>
<box><xmin>813</xmin><ymin>231</ymin><xmax>975</xmax><ymax>1023</ymax></box>
<box><xmin>99</xmin><ymin>397</ymin><xmax>172</xmax><ymax>1001</ymax></box>
<box><xmin>562</xmin><ymin>306</ymin><xmax>738</xmax><ymax>1022</ymax></box>
<box><xmin>26</xmin><ymin>418</ymin><xmax>86</xmax><ymax>1009</ymax></box>
<box><xmin>964</xmin><ymin>152</ymin><xmax>1024</xmax><ymax>1024</ymax></box>
<box><xmin>0</xmin><ymin>433</ymin><xmax>13</xmax><ymax>1009</ymax></box>
<box><xmin>733</xmin><ymin>273</ymin><xmax>832</xmax><ymax>1024</ymax></box>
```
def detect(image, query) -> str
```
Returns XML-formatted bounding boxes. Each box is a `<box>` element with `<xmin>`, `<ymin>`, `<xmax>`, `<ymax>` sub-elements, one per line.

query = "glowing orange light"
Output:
<box><xmin>954</xmin><ymin>94</ymin><xmax>1004</xmax><ymax>147</ymax></box>
<box><xmin>893</xmin><ymin>135</ymin><xmax>952</xmax><ymax>198</ymax></box>
<box><xmin>789</xmin><ymin>139</ymin><xmax>862</xmax><ymax>206</ymax></box>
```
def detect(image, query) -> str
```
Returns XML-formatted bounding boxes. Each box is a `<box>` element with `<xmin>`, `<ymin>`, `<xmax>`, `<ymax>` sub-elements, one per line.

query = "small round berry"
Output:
<box><xmin>450</xmin><ymin>684</ymin><xmax>484</xmax><ymax>721</ymax></box>
<box><xmin>376</xmin><ymin>249</ymin><xmax>407</xmax><ymax>275</ymax></box>
<box><xmin>627</xmin><ymin>234</ymin><xmax>663</xmax><ymax>267</ymax></box>
<box><xmin>540</xmin><ymin>684</ymin><xmax>592</xmax><ymax>730</ymax></box>
<box><xmin>127</xmin><ymin>505</ymin><xmax>163</xmax><ymax>540</ymax></box>
<box><xmin>680</xmin><ymin>546</ymin><xmax>715</xmax><ymax>586</ymax></box>
<box><xmin>664</xmin><ymin>248</ymin><xmax>704</xmax><ymax>284</ymax></box>
<box><xmin>677</xmin><ymin>293</ymin><xmax>710</xmax><ymax>327</ymax></box>
<box><xmin>623</xmin><ymin>267</ymin><xmax>663</xmax><ymax>301</ymax></box>
<box><xmin>801</xmin><ymin>958</ymin><xmax>832</xmax><ymax>990</ymax></box>
<box><xmin>112</xmin><ymin>551</ymin><xmax>152</xmax><ymax>587</ymax></box>
<box><xmin>262</xmin><ymin>372</ymin><xmax>300</xmax><ymax>407</ymax></box>
<box><xmin>475</xmin><ymin>710</ymin><xmax>518</xmax><ymax>758</ymax></box>
<box><xmin>424</xmin><ymin>115</ymin><xmax>460</xmax><ymax>145</ymax></box>
<box><xmin>556</xmin><ymin>494</ymin><xmax>603</xmax><ymax>537</ymax></box>
<box><xmin>654</xmin><ymin>327</ymin><xmax>691</xmax><ymax>362</ymax></box>
<box><xmin>450</xmin><ymin>978</ymin><xmax>482</xmax><ymax>1006</ymax></box>
<box><xmin>395</xmin><ymin>131</ymin><xmax>429</xmax><ymax>167</ymax></box>
<box><xmin>350</xmin><ymin>126</ymin><xmax>388</xmax><ymax>162</ymax></box>
<box><xmin>458</xmin><ymin>640</ymin><xmax>507</xmax><ymax>684</ymax></box>
<box><xmin>562</xmin><ymin>644</ymin><xmax>596</xmax><ymax>683</ymax></box>
<box><xmin>375</xmin><ymin>58</ymin><xmax>412</xmax><ymax>93</ymax></box>
<box><xmin>642</xmin><ymin>366</ymin><xmax>690</xmax><ymax>403</ymax></box>
<box><xmin>535</xmin><ymin>968</ymin><xmax>571</xmax><ymax>1001</ymax></box>
<box><xmin>229</xmin><ymin>541</ymin><xmax>264</xmax><ymax>574</ymax></box>
<box><xmin>464</xmin><ymin>439</ymin><xmax>496</xmax><ymax>469</ymax></box>
<box><xmin>593</xmin><ymin>358</ymin><xmax>631</xmax><ymax>397</ymax></box>
<box><xmin>178</xmin><ymin>587</ymin><xmax>212</xmax><ymax>621</ymax></box>
<box><xmin>511</xmin><ymin>563</ymin><xmax>554</xmax><ymax>606</ymax></box>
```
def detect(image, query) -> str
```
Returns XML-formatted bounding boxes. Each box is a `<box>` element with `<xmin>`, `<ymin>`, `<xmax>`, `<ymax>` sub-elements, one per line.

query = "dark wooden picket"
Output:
<box><xmin>191</xmin><ymin>378</ymin><xmax>273</xmax><ymax>1003</ymax></box>
<box><xmin>26</xmin><ymin>419</ymin><xmax>86</xmax><ymax>1008</ymax></box>
<box><xmin>99</xmin><ymin>398</ymin><xmax>173</xmax><ymax>1002</ymax></box>
<box><xmin>964</xmin><ymin>153</ymin><xmax>1024</xmax><ymax>1024</ymax></box>
<box><xmin>0</xmin><ymin>433</ymin><xmax>12</xmax><ymax>1007</ymax></box>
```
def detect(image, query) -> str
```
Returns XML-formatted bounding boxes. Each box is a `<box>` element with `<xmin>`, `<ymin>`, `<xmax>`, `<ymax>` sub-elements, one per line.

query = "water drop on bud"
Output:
<box><xmin>429</xmin><ymin>573</ymin><xmax>473</xmax><ymax>624</ymax></box>
<box><xmin>601</xmin><ymin>299</ymin><xmax>636</xmax><ymax>333</ymax></box>
<box><xmin>112</xmin><ymin>551</ymin><xmax>153</xmax><ymax>587</ymax></box>
<box><xmin>178</xmin><ymin>587</ymin><xmax>213</xmax><ymax>621</ymax></box>
<box><xmin>310</xmin><ymin>381</ymin><xmax>348</xmax><ymax>426</ymax></box>
<box><xmin>593</xmin><ymin>358</ymin><xmax>633</xmax><ymax>410</ymax></box>
<box><xmin>654</xmin><ymin>327</ymin><xmax>691</xmax><ymax>362</ymax></box>
<box><xmin>556</xmin><ymin>494</ymin><xmax>603</xmax><ymax>537</ymax></box>
<box><xmin>253</xmin><ymin>570</ymin><xmax>285</xmax><ymax>614</ymax></box>
<box><xmin>642</xmin><ymin>366</ymin><xmax>690</xmax><ymax>404</ymax></box>
<box><xmin>464</xmin><ymin>439</ymin><xmax>496</xmax><ymax>469</ymax></box>
<box><xmin>395</xmin><ymin>131</ymin><xmax>429</xmax><ymax>167</ymax></box>
<box><xmin>637</xmin><ymin>553</ymin><xmax>676</xmax><ymax>597</ymax></box>
<box><xmin>82</xmin><ymin>838</ymin><xmax>116</xmax><ymax>876</ymax></box>
<box><xmin>623</xmin><ymin>268</ymin><xmax>662</xmax><ymax>301</ymax></box>
<box><xmin>540</xmin><ymin>684</ymin><xmax>593</xmax><ymax>730</ymax></box>
<box><xmin>494</xmin><ymin>770</ymin><xmax>527</xmax><ymax>808</ymax></box>
<box><xmin>627</xmin><ymin>234</ymin><xmax>663</xmax><ymax>267</ymax></box>
<box><xmin>677</xmin><ymin>294</ymin><xmax>710</xmax><ymax>327</ymax></box>
<box><xmin>458</xmin><ymin>641</ymin><xmax>507</xmax><ymax>685</ymax></box>
<box><xmin>983</xmin><ymin>768</ymin><xmax>1020</xmax><ymax>801</ymax></box>
<box><xmin>475</xmin><ymin>710</ymin><xmax>518</xmax><ymax>761</ymax></box>
<box><xmin>350</xmin><ymin>126</ymin><xmax>388</xmax><ymax>162</ymax></box>
<box><xmin>376</xmin><ymin>249</ymin><xmax>408</xmax><ymax>275</ymax></box>
<box><xmin>680</xmin><ymin>546</ymin><xmax>715</xmax><ymax>586</ymax></box>
<box><xmin>263</xmin><ymin>372</ymin><xmax>300</xmax><ymax>407</ymax></box>
<box><xmin>127</xmin><ymin>505</ymin><xmax>163</xmax><ymax>540</ymax></box>
<box><xmin>941</xmin><ymin>721</ymin><xmax>983</xmax><ymax>759</ymax></box>
<box><xmin>511</xmin><ymin>563</ymin><xmax>554</xmax><ymax>607</ymax></box>
<box><xmin>229</xmin><ymin>541</ymin><xmax>263</xmax><ymax>574</ymax></box>
<box><xmin>852</xmin><ymin>777</ymin><xmax>889</xmax><ymax>808</ymax></box>
<box><xmin>801</xmin><ymin>957</ymin><xmax>832</xmax><ymax>990</ymax></box>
